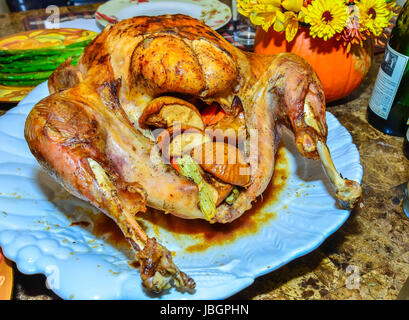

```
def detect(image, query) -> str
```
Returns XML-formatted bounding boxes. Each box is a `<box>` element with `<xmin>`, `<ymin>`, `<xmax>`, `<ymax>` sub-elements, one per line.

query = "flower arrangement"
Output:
<box><xmin>237</xmin><ymin>0</ymin><xmax>397</xmax><ymax>51</ymax></box>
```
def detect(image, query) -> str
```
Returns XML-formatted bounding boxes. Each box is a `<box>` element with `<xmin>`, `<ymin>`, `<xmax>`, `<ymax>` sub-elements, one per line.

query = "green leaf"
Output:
<box><xmin>176</xmin><ymin>155</ymin><xmax>217</xmax><ymax>220</ymax></box>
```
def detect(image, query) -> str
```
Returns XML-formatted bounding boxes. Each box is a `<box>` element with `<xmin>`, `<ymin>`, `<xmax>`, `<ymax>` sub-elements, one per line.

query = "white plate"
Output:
<box><xmin>0</xmin><ymin>82</ymin><xmax>363</xmax><ymax>299</ymax></box>
<box><xmin>95</xmin><ymin>0</ymin><xmax>232</xmax><ymax>30</ymax></box>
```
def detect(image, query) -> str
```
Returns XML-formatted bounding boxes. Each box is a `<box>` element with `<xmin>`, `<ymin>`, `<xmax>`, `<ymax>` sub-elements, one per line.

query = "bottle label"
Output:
<box><xmin>369</xmin><ymin>43</ymin><xmax>409</xmax><ymax>119</ymax></box>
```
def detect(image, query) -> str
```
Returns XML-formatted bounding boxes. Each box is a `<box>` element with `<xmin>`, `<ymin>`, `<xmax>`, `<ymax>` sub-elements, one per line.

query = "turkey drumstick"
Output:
<box><xmin>25</xmin><ymin>65</ymin><xmax>196</xmax><ymax>293</ymax></box>
<box><xmin>246</xmin><ymin>53</ymin><xmax>362</xmax><ymax>209</ymax></box>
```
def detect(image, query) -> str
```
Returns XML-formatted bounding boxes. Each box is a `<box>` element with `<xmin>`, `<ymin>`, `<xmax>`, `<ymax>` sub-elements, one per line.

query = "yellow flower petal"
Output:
<box><xmin>273</xmin><ymin>10</ymin><xmax>286</xmax><ymax>32</ymax></box>
<box><xmin>236</xmin><ymin>0</ymin><xmax>282</xmax><ymax>31</ymax></box>
<box><xmin>282</xmin><ymin>0</ymin><xmax>303</xmax><ymax>12</ymax></box>
<box><xmin>284</xmin><ymin>12</ymin><xmax>299</xmax><ymax>42</ymax></box>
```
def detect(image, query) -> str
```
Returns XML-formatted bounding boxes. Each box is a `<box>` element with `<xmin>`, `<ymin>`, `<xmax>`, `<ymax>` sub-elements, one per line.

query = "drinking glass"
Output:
<box><xmin>231</xmin><ymin>0</ymin><xmax>256</xmax><ymax>47</ymax></box>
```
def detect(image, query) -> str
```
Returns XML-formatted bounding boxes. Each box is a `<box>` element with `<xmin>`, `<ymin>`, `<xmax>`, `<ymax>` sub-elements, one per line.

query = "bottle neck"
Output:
<box><xmin>390</xmin><ymin>2</ymin><xmax>409</xmax><ymax>53</ymax></box>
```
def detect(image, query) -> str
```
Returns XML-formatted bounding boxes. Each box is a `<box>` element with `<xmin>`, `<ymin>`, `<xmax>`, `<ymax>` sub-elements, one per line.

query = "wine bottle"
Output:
<box><xmin>367</xmin><ymin>2</ymin><xmax>409</xmax><ymax>136</ymax></box>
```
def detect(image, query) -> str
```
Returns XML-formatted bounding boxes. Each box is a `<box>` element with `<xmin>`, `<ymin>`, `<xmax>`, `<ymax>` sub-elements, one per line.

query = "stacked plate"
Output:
<box><xmin>0</xmin><ymin>28</ymin><xmax>97</xmax><ymax>103</ymax></box>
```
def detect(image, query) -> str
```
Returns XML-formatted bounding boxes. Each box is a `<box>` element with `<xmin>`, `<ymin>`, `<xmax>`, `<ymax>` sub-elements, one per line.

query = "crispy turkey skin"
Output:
<box><xmin>24</xmin><ymin>15</ymin><xmax>362</xmax><ymax>293</ymax></box>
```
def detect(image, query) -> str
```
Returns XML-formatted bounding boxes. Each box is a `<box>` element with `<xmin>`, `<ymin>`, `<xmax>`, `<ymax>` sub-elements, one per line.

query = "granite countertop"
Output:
<box><xmin>1</xmin><ymin>4</ymin><xmax>409</xmax><ymax>300</ymax></box>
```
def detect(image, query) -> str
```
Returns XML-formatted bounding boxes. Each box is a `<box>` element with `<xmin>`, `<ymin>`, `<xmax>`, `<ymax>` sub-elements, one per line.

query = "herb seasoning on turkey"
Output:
<box><xmin>25</xmin><ymin>15</ymin><xmax>362</xmax><ymax>293</ymax></box>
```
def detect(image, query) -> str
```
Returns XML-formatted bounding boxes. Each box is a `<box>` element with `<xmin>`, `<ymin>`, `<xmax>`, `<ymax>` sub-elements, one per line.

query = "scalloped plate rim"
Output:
<box><xmin>0</xmin><ymin>81</ymin><xmax>363</xmax><ymax>300</ymax></box>
<box><xmin>95</xmin><ymin>0</ymin><xmax>232</xmax><ymax>30</ymax></box>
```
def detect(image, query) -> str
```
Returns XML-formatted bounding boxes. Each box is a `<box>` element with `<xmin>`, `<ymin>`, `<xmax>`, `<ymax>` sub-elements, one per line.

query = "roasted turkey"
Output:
<box><xmin>24</xmin><ymin>15</ymin><xmax>362</xmax><ymax>293</ymax></box>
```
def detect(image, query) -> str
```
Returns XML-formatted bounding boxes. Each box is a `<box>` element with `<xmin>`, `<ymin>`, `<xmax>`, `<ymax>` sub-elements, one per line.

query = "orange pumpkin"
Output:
<box><xmin>254</xmin><ymin>26</ymin><xmax>374</xmax><ymax>103</ymax></box>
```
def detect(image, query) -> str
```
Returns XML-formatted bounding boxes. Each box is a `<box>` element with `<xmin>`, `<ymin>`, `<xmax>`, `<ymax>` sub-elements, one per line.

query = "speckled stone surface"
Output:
<box><xmin>231</xmin><ymin>54</ymin><xmax>409</xmax><ymax>300</ymax></box>
<box><xmin>1</xmin><ymin>5</ymin><xmax>409</xmax><ymax>300</ymax></box>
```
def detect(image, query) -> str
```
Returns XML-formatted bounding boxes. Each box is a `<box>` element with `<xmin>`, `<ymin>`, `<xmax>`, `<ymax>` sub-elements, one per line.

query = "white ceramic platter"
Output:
<box><xmin>95</xmin><ymin>0</ymin><xmax>232</xmax><ymax>30</ymax></box>
<box><xmin>0</xmin><ymin>82</ymin><xmax>362</xmax><ymax>299</ymax></box>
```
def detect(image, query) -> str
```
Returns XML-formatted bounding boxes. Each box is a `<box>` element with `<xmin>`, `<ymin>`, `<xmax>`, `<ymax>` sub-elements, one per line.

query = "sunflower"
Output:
<box><xmin>302</xmin><ymin>0</ymin><xmax>348</xmax><ymax>41</ymax></box>
<box><xmin>357</xmin><ymin>0</ymin><xmax>392</xmax><ymax>36</ymax></box>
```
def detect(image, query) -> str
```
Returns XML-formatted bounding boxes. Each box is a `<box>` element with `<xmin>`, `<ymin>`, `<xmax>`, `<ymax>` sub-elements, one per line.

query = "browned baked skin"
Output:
<box><xmin>48</xmin><ymin>57</ymin><xmax>83</xmax><ymax>94</ymax></box>
<box><xmin>71</xmin><ymin>15</ymin><xmax>332</xmax><ymax>221</ymax></box>
<box><xmin>25</xmin><ymin>56</ymin><xmax>196</xmax><ymax>292</ymax></box>
<box><xmin>80</xmin><ymin>15</ymin><xmax>242</xmax><ymax>98</ymax></box>
<box><xmin>25</xmin><ymin>13</ymin><xmax>343</xmax><ymax>223</ymax></box>
<box><xmin>24</xmin><ymin>14</ymin><xmax>361</xmax><ymax>292</ymax></box>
